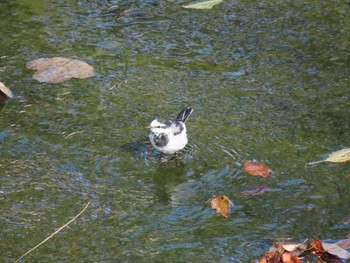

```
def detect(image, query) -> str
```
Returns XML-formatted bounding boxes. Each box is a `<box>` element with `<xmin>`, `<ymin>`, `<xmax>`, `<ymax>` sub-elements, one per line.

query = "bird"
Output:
<box><xmin>148</xmin><ymin>108</ymin><xmax>193</xmax><ymax>155</ymax></box>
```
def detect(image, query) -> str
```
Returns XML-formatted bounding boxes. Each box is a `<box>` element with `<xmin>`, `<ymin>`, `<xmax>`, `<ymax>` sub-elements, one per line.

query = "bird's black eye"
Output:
<box><xmin>157</xmin><ymin>126</ymin><xmax>161</xmax><ymax>128</ymax></box>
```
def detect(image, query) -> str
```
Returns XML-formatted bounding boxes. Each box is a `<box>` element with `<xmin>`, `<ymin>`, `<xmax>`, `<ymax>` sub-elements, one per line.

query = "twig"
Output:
<box><xmin>14</xmin><ymin>201</ymin><xmax>90</xmax><ymax>263</ymax></box>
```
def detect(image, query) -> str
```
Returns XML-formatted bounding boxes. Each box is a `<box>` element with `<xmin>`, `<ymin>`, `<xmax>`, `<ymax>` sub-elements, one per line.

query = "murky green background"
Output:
<box><xmin>1</xmin><ymin>0</ymin><xmax>350</xmax><ymax>262</ymax></box>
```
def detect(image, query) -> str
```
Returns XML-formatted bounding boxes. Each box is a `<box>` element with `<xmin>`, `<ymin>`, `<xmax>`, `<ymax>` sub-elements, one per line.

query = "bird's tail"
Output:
<box><xmin>175</xmin><ymin>108</ymin><xmax>193</xmax><ymax>123</ymax></box>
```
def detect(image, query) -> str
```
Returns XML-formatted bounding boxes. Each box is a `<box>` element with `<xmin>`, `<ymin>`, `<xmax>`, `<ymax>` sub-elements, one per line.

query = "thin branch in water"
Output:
<box><xmin>14</xmin><ymin>201</ymin><xmax>90</xmax><ymax>263</ymax></box>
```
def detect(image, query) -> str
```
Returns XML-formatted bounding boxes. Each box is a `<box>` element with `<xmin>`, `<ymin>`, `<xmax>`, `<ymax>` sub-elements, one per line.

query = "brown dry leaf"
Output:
<box><xmin>281</xmin><ymin>252</ymin><xmax>302</xmax><ymax>263</ymax></box>
<box><xmin>306</xmin><ymin>148</ymin><xmax>350</xmax><ymax>166</ymax></box>
<box><xmin>279</xmin><ymin>242</ymin><xmax>308</xmax><ymax>257</ymax></box>
<box><xmin>0</xmin><ymin>81</ymin><xmax>14</xmax><ymax>101</ymax></box>
<box><xmin>323</xmin><ymin>242</ymin><xmax>350</xmax><ymax>260</ymax></box>
<box><xmin>26</xmin><ymin>57</ymin><xmax>96</xmax><ymax>84</ymax></box>
<box><xmin>260</xmin><ymin>251</ymin><xmax>281</xmax><ymax>263</ymax></box>
<box><xmin>243</xmin><ymin>161</ymin><xmax>272</xmax><ymax>178</ymax></box>
<box><xmin>337</xmin><ymin>238</ymin><xmax>350</xmax><ymax>249</ymax></box>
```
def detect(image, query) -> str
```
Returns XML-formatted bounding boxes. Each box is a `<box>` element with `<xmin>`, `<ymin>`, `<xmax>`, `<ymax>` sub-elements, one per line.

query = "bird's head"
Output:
<box><xmin>147</xmin><ymin>119</ymin><xmax>168</xmax><ymax>135</ymax></box>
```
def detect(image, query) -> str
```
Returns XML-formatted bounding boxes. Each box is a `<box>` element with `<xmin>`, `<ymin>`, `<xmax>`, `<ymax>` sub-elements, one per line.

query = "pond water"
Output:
<box><xmin>1</xmin><ymin>0</ymin><xmax>350</xmax><ymax>262</ymax></box>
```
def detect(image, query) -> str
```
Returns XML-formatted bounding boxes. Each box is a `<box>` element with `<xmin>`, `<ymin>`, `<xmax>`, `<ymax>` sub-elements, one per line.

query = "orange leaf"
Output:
<box><xmin>209</xmin><ymin>196</ymin><xmax>233</xmax><ymax>218</ymax></box>
<box><xmin>243</xmin><ymin>161</ymin><xmax>272</xmax><ymax>178</ymax></box>
<box><xmin>311</xmin><ymin>237</ymin><xmax>326</xmax><ymax>255</ymax></box>
<box><xmin>282</xmin><ymin>252</ymin><xmax>302</xmax><ymax>263</ymax></box>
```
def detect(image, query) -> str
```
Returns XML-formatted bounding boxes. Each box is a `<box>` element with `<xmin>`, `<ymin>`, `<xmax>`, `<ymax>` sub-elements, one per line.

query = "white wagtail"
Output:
<box><xmin>148</xmin><ymin>108</ymin><xmax>193</xmax><ymax>155</ymax></box>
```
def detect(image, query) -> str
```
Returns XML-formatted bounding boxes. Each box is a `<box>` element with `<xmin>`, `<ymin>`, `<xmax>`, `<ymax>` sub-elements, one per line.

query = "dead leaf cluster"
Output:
<box><xmin>258</xmin><ymin>237</ymin><xmax>350</xmax><ymax>263</ymax></box>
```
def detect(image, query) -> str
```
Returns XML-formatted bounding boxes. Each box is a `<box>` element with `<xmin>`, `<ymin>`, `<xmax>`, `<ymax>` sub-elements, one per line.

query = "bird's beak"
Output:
<box><xmin>146</xmin><ymin>125</ymin><xmax>151</xmax><ymax>129</ymax></box>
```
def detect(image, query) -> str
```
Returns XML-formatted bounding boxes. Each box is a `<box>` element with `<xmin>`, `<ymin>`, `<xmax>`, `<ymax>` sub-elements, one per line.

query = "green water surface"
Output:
<box><xmin>1</xmin><ymin>0</ymin><xmax>349</xmax><ymax>262</ymax></box>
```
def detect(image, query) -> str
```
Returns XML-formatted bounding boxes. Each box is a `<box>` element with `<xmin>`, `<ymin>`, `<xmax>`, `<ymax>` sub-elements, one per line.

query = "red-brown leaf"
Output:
<box><xmin>243</xmin><ymin>161</ymin><xmax>272</xmax><ymax>178</ymax></box>
<box><xmin>311</xmin><ymin>237</ymin><xmax>326</xmax><ymax>255</ymax></box>
<box><xmin>260</xmin><ymin>251</ymin><xmax>281</xmax><ymax>263</ymax></box>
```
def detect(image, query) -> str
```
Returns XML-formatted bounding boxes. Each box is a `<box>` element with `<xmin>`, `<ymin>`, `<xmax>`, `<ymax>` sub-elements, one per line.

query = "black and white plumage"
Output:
<box><xmin>148</xmin><ymin>108</ymin><xmax>193</xmax><ymax>155</ymax></box>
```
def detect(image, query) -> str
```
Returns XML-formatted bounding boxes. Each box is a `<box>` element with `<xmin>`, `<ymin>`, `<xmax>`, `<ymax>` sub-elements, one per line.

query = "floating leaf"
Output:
<box><xmin>281</xmin><ymin>252</ymin><xmax>302</xmax><ymax>263</ymax></box>
<box><xmin>337</xmin><ymin>238</ymin><xmax>350</xmax><ymax>250</ymax></box>
<box><xmin>209</xmin><ymin>196</ymin><xmax>233</xmax><ymax>218</ymax></box>
<box><xmin>183</xmin><ymin>0</ymin><xmax>222</xmax><ymax>10</ymax></box>
<box><xmin>258</xmin><ymin>238</ymin><xmax>350</xmax><ymax>262</ymax></box>
<box><xmin>0</xmin><ymin>81</ymin><xmax>14</xmax><ymax>101</ymax></box>
<box><xmin>243</xmin><ymin>161</ymin><xmax>272</xmax><ymax>178</ymax></box>
<box><xmin>310</xmin><ymin>237</ymin><xmax>350</xmax><ymax>261</ymax></box>
<box><xmin>280</xmin><ymin>242</ymin><xmax>308</xmax><ymax>257</ymax></box>
<box><xmin>310</xmin><ymin>237</ymin><xmax>326</xmax><ymax>255</ymax></box>
<box><xmin>323</xmin><ymin>243</ymin><xmax>350</xmax><ymax>260</ymax></box>
<box><xmin>306</xmin><ymin>148</ymin><xmax>350</xmax><ymax>166</ymax></box>
<box><xmin>26</xmin><ymin>57</ymin><xmax>96</xmax><ymax>84</ymax></box>
<box><xmin>260</xmin><ymin>251</ymin><xmax>281</xmax><ymax>263</ymax></box>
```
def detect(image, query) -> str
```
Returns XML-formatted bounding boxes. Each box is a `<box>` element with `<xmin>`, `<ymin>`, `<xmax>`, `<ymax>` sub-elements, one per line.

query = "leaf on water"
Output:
<box><xmin>281</xmin><ymin>252</ymin><xmax>302</xmax><ymax>263</ymax></box>
<box><xmin>183</xmin><ymin>0</ymin><xmax>223</xmax><ymax>10</ymax></box>
<box><xmin>337</xmin><ymin>238</ymin><xmax>350</xmax><ymax>250</ymax></box>
<box><xmin>277</xmin><ymin>242</ymin><xmax>308</xmax><ymax>257</ymax></box>
<box><xmin>323</xmin><ymin>243</ymin><xmax>350</xmax><ymax>260</ymax></box>
<box><xmin>260</xmin><ymin>251</ymin><xmax>281</xmax><ymax>263</ymax></box>
<box><xmin>258</xmin><ymin>238</ymin><xmax>350</xmax><ymax>262</ymax></box>
<box><xmin>243</xmin><ymin>161</ymin><xmax>272</xmax><ymax>178</ymax></box>
<box><xmin>306</xmin><ymin>148</ymin><xmax>350</xmax><ymax>166</ymax></box>
<box><xmin>209</xmin><ymin>196</ymin><xmax>233</xmax><ymax>218</ymax></box>
<box><xmin>0</xmin><ymin>81</ymin><xmax>14</xmax><ymax>101</ymax></box>
<box><xmin>310</xmin><ymin>237</ymin><xmax>326</xmax><ymax>255</ymax></box>
<box><xmin>26</xmin><ymin>57</ymin><xmax>96</xmax><ymax>84</ymax></box>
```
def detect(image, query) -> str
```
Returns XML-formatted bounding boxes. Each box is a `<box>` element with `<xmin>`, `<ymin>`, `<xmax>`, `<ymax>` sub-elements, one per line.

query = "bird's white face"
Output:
<box><xmin>149</xmin><ymin>119</ymin><xmax>168</xmax><ymax>135</ymax></box>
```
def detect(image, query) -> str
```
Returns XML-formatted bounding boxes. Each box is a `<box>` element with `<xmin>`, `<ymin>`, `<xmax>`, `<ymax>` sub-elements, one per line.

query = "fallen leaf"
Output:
<box><xmin>310</xmin><ymin>237</ymin><xmax>326</xmax><ymax>255</ymax></box>
<box><xmin>282</xmin><ymin>252</ymin><xmax>302</xmax><ymax>263</ymax></box>
<box><xmin>337</xmin><ymin>238</ymin><xmax>350</xmax><ymax>249</ymax></box>
<box><xmin>260</xmin><ymin>251</ymin><xmax>281</xmax><ymax>263</ymax></box>
<box><xmin>241</xmin><ymin>186</ymin><xmax>271</xmax><ymax>196</ymax></box>
<box><xmin>278</xmin><ymin>242</ymin><xmax>308</xmax><ymax>257</ymax></box>
<box><xmin>183</xmin><ymin>0</ymin><xmax>223</xmax><ymax>10</ymax></box>
<box><xmin>0</xmin><ymin>81</ymin><xmax>14</xmax><ymax>101</ymax></box>
<box><xmin>243</xmin><ymin>161</ymin><xmax>272</xmax><ymax>178</ymax></box>
<box><xmin>259</xmin><ymin>238</ymin><xmax>350</xmax><ymax>263</ymax></box>
<box><xmin>209</xmin><ymin>196</ymin><xmax>233</xmax><ymax>218</ymax></box>
<box><xmin>323</xmin><ymin>242</ymin><xmax>350</xmax><ymax>260</ymax></box>
<box><xmin>26</xmin><ymin>57</ymin><xmax>96</xmax><ymax>84</ymax></box>
<box><xmin>306</xmin><ymin>148</ymin><xmax>350</xmax><ymax>166</ymax></box>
